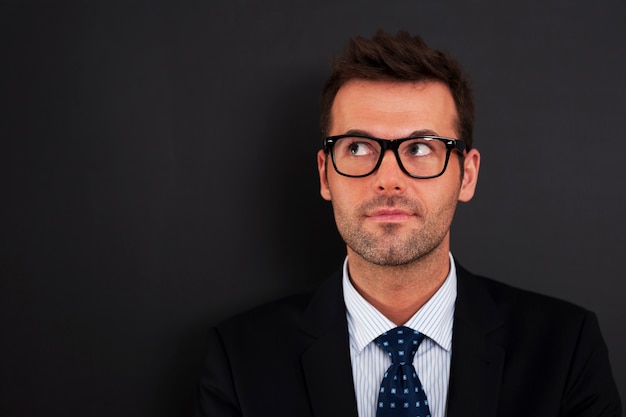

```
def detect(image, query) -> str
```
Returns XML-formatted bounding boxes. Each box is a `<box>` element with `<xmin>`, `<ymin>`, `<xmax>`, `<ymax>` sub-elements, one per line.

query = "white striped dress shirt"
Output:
<box><xmin>342</xmin><ymin>253</ymin><xmax>457</xmax><ymax>417</ymax></box>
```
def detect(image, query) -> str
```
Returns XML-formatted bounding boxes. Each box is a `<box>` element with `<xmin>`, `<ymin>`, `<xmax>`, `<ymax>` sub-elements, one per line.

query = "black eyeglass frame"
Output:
<box><xmin>323</xmin><ymin>134</ymin><xmax>466</xmax><ymax>179</ymax></box>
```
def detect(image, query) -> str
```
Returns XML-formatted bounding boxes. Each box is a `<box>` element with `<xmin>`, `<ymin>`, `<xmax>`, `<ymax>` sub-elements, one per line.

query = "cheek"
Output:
<box><xmin>327</xmin><ymin>182</ymin><xmax>368</xmax><ymax>220</ymax></box>
<box><xmin>410</xmin><ymin>179</ymin><xmax>461</xmax><ymax>211</ymax></box>
<box><xmin>327</xmin><ymin>182</ymin><xmax>349</xmax><ymax>208</ymax></box>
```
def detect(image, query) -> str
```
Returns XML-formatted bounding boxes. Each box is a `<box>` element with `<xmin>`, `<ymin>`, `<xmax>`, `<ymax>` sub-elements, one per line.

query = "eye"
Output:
<box><xmin>406</xmin><ymin>140</ymin><xmax>432</xmax><ymax>157</ymax></box>
<box><xmin>343</xmin><ymin>139</ymin><xmax>376</xmax><ymax>156</ymax></box>
<box><xmin>348</xmin><ymin>142</ymin><xmax>367</xmax><ymax>155</ymax></box>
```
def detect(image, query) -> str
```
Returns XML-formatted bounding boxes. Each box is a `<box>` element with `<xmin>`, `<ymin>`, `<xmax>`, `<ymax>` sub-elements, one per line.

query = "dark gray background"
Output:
<box><xmin>2</xmin><ymin>1</ymin><xmax>625</xmax><ymax>415</ymax></box>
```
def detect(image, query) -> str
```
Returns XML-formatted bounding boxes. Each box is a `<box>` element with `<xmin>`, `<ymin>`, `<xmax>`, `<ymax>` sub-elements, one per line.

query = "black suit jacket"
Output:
<box><xmin>194</xmin><ymin>265</ymin><xmax>621</xmax><ymax>417</ymax></box>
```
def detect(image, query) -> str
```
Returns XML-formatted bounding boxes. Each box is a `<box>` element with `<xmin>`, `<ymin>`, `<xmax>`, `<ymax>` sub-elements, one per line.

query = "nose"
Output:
<box><xmin>372</xmin><ymin>150</ymin><xmax>407</xmax><ymax>192</ymax></box>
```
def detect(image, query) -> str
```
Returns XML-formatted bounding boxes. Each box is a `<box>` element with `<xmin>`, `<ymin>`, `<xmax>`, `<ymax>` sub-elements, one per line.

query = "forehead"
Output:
<box><xmin>329</xmin><ymin>79</ymin><xmax>458</xmax><ymax>138</ymax></box>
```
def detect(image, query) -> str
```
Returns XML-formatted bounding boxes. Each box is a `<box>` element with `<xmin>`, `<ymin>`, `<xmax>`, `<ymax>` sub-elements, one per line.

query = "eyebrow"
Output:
<box><xmin>341</xmin><ymin>128</ymin><xmax>441</xmax><ymax>138</ymax></box>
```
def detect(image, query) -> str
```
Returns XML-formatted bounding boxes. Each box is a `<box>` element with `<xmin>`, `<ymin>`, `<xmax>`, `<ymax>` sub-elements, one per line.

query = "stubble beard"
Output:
<box><xmin>333</xmin><ymin>195</ymin><xmax>457</xmax><ymax>267</ymax></box>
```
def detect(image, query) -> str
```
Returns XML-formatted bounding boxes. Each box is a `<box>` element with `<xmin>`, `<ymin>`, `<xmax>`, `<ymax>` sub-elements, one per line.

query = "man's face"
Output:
<box><xmin>317</xmin><ymin>79</ymin><xmax>480</xmax><ymax>267</ymax></box>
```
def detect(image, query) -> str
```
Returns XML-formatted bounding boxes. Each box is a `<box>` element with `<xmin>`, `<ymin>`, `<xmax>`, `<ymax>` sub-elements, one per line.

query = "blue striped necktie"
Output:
<box><xmin>375</xmin><ymin>326</ymin><xmax>431</xmax><ymax>417</ymax></box>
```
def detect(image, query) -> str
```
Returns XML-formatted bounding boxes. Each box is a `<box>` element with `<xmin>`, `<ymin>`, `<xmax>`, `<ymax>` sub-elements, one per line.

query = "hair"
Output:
<box><xmin>320</xmin><ymin>30</ymin><xmax>475</xmax><ymax>150</ymax></box>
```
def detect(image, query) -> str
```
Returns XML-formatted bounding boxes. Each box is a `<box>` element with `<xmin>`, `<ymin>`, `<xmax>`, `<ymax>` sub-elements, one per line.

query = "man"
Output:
<box><xmin>194</xmin><ymin>30</ymin><xmax>621</xmax><ymax>417</ymax></box>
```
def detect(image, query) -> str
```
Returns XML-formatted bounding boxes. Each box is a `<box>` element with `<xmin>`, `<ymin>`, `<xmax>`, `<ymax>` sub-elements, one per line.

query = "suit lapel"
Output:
<box><xmin>447</xmin><ymin>266</ymin><xmax>506</xmax><ymax>417</ymax></box>
<box><xmin>299</xmin><ymin>271</ymin><xmax>359</xmax><ymax>417</ymax></box>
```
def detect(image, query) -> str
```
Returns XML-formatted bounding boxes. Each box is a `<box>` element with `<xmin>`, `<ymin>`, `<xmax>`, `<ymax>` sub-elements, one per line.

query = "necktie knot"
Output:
<box><xmin>375</xmin><ymin>326</ymin><xmax>424</xmax><ymax>365</ymax></box>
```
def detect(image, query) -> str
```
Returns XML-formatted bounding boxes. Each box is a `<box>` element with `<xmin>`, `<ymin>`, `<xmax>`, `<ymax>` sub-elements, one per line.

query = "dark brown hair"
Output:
<box><xmin>320</xmin><ymin>30</ymin><xmax>475</xmax><ymax>149</ymax></box>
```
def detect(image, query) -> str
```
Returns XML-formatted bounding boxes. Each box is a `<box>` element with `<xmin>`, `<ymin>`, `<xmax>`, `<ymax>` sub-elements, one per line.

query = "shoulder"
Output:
<box><xmin>457</xmin><ymin>263</ymin><xmax>589</xmax><ymax>317</ymax></box>
<box><xmin>454</xmin><ymin>264</ymin><xmax>601</xmax><ymax>349</ymax></box>
<box><xmin>212</xmin><ymin>269</ymin><xmax>344</xmax><ymax>342</ymax></box>
<box><xmin>453</xmin><ymin>266</ymin><xmax>622</xmax><ymax>414</ymax></box>
<box><xmin>216</xmin><ymin>287</ymin><xmax>315</xmax><ymax>334</ymax></box>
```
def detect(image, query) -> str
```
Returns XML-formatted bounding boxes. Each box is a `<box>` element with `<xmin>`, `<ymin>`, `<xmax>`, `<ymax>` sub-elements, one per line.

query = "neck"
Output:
<box><xmin>346</xmin><ymin>245</ymin><xmax>451</xmax><ymax>326</ymax></box>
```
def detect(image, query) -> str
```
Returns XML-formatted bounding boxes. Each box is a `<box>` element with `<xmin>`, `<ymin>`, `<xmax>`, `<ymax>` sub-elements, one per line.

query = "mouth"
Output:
<box><xmin>365</xmin><ymin>208</ymin><xmax>414</xmax><ymax>222</ymax></box>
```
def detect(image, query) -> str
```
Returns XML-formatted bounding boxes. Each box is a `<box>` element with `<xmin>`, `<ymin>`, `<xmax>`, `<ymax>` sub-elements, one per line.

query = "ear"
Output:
<box><xmin>458</xmin><ymin>148</ymin><xmax>480</xmax><ymax>202</ymax></box>
<box><xmin>317</xmin><ymin>149</ymin><xmax>332</xmax><ymax>201</ymax></box>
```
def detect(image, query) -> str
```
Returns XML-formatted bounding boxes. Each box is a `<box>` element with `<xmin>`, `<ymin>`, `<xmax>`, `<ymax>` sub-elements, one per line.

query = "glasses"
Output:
<box><xmin>324</xmin><ymin>134</ymin><xmax>466</xmax><ymax>179</ymax></box>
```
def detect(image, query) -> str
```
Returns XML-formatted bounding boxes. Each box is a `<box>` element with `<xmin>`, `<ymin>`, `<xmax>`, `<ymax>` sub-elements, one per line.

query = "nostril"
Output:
<box><xmin>377</xmin><ymin>185</ymin><xmax>402</xmax><ymax>191</ymax></box>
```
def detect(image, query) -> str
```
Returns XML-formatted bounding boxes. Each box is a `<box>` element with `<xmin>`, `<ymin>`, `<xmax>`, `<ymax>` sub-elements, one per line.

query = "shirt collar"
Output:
<box><xmin>343</xmin><ymin>253</ymin><xmax>457</xmax><ymax>354</ymax></box>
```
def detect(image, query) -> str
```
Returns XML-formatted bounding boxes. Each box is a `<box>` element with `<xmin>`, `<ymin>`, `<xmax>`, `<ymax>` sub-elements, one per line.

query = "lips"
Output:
<box><xmin>366</xmin><ymin>208</ymin><xmax>414</xmax><ymax>221</ymax></box>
